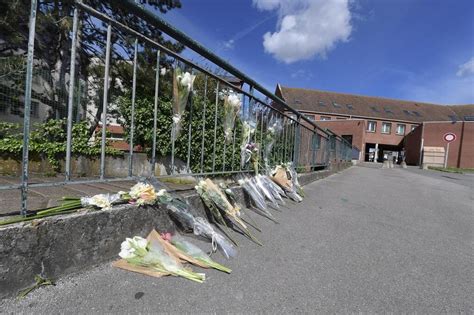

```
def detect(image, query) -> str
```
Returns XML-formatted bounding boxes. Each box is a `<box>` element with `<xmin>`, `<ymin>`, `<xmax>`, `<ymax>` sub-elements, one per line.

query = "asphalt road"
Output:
<box><xmin>2</xmin><ymin>166</ymin><xmax>473</xmax><ymax>313</ymax></box>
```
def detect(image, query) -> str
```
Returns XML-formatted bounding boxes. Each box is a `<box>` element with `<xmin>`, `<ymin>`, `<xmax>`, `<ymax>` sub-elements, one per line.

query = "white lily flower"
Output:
<box><xmin>179</xmin><ymin>71</ymin><xmax>195</xmax><ymax>92</ymax></box>
<box><xmin>119</xmin><ymin>238</ymin><xmax>136</xmax><ymax>259</ymax></box>
<box><xmin>160</xmin><ymin>67</ymin><xmax>168</xmax><ymax>76</ymax></box>
<box><xmin>172</xmin><ymin>114</ymin><xmax>181</xmax><ymax>124</ymax></box>
<box><xmin>157</xmin><ymin>189</ymin><xmax>167</xmax><ymax>197</ymax></box>
<box><xmin>227</xmin><ymin>93</ymin><xmax>241</xmax><ymax>108</ymax></box>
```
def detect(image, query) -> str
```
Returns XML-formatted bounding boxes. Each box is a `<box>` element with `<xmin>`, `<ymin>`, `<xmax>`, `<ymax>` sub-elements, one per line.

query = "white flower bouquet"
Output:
<box><xmin>263</xmin><ymin>117</ymin><xmax>283</xmax><ymax>171</ymax></box>
<box><xmin>220</xmin><ymin>89</ymin><xmax>242</xmax><ymax>143</ymax></box>
<box><xmin>172</xmin><ymin>67</ymin><xmax>196</xmax><ymax>142</ymax></box>
<box><xmin>129</xmin><ymin>182</ymin><xmax>157</xmax><ymax>205</ymax></box>
<box><xmin>117</xmin><ymin>231</ymin><xmax>205</xmax><ymax>283</ymax></box>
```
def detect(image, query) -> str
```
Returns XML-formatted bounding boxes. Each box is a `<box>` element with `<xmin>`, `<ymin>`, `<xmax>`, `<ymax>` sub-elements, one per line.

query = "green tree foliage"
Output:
<box><xmin>0</xmin><ymin>0</ymin><xmax>182</xmax><ymax>130</ymax></box>
<box><xmin>0</xmin><ymin>120</ymin><xmax>121</xmax><ymax>171</ymax></box>
<box><xmin>116</xmin><ymin>73</ymin><xmax>246</xmax><ymax>174</ymax></box>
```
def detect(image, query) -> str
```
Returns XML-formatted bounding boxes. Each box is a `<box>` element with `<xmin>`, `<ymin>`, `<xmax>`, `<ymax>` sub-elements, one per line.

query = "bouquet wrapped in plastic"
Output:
<box><xmin>263</xmin><ymin>117</ymin><xmax>283</xmax><ymax>171</ymax></box>
<box><xmin>240</xmin><ymin>114</ymin><xmax>257</xmax><ymax>169</ymax></box>
<box><xmin>157</xmin><ymin>189</ymin><xmax>237</xmax><ymax>259</ymax></box>
<box><xmin>237</xmin><ymin>176</ymin><xmax>276</xmax><ymax>222</ymax></box>
<box><xmin>285</xmin><ymin>162</ymin><xmax>304</xmax><ymax>197</ymax></box>
<box><xmin>270</xmin><ymin>164</ymin><xmax>303</xmax><ymax>202</ymax></box>
<box><xmin>259</xmin><ymin>174</ymin><xmax>286</xmax><ymax>204</ymax></box>
<box><xmin>169</xmin><ymin>234</ymin><xmax>231</xmax><ymax>273</ymax></box>
<box><xmin>117</xmin><ymin>231</ymin><xmax>205</xmax><ymax>283</ymax></box>
<box><xmin>254</xmin><ymin>174</ymin><xmax>280</xmax><ymax>209</ymax></box>
<box><xmin>220</xmin><ymin>89</ymin><xmax>242</xmax><ymax>143</ymax></box>
<box><xmin>172</xmin><ymin>67</ymin><xmax>196</xmax><ymax>141</ymax></box>
<box><xmin>196</xmin><ymin>179</ymin><xmax>262</xmax><ymax>245</ymax></box>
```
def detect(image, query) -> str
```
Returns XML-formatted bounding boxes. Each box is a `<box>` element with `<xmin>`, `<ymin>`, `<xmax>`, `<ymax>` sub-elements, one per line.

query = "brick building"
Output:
<box><xmin>274</xmin><ymin>85</ymin><xmax>474</xmax><ymax>168</ymax></box>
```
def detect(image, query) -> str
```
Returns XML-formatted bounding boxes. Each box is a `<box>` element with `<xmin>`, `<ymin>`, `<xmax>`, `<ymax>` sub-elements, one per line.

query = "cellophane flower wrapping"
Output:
<box><xmin>255</xmin><ymin>175</ymin><xmax>279</xmax><ymax>209</ymax></box>
<box><xmin>220</xmin><ymin>90</ymin><xmax>242</xmax><ymax>143</ymax></box>
<box><xmin>80</xmin><ymin>192</ymin><xmax>125</xmax><ymax>210</ymax></box>
<box><xmin>285</xmin><ymin>162</ymin><xmax>304</xmax><ymax>197</ymax></box>
<box><xmin>170</xmin><ymin>234</ymin><xmax>231</xmax><ymax>273</ymax></box>
<box><xmin>263</xmin><ymin>117</ymin><xmax>283</xmax><ymax>171</ymax></box>
<box><xmin>260</xmin><ymin>175</ymin><xmax>286</xmax><ymax>204</ymax></box>
<box><xmin>196</xmin><ymin>179</ymin><xmax>262</xmax><ymax>245</ymax></box>
<box><xmin>270</xmin><ymin>165</ymin><xmax>303</xmax><ymax>202</ymax></box>
<box><xmin>158</xmin><ymin>188</ymin><xmax>236</xmax><ymax>259</ymax></box>
<box><xmin>237</xmin><ymin>177</ymin><xmax>271</xmax><ymax>216</ymax></box>
<box><xmin>240</xmin><ymin>118</ymin><xmax>257</xmax><ymax>169</ymax></box>
<box><xmin>119</xmin><ymin>234</ymin><xmax>205</xmax><ymax>283</ymax></box>
<box><xmin>172</xmin><ymin>67</ymin><xmax>196</xmax><ymax>142</ymax></box>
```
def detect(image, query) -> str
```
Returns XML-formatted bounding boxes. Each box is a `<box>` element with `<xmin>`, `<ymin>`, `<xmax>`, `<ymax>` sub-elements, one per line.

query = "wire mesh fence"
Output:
<box><xmin>0</xmin><ymin>0</ymin><xmax>353</xmax><ymax>214</ymax></box>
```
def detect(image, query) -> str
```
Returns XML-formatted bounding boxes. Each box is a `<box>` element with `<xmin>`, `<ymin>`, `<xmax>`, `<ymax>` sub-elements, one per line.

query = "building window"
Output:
<box><xmin>320</xmin><ymin>116</ymin><xmax>331</xmax><ymax>121</ymax></box>
<box><xmin>367</xmin><ymin>121</ymin><xmax>376</xmax><ymax>132</ymax></box>
<box><xmin>396</xmin><ymin>124</ymin><xmax>405</xmax><ymax>135</ymax></box>
<box><xmin>332</xmin><ymin>102</ymin><xmax>341</xmax><ymax>108</ymax></box>
<box><xmin>303</xmin><ymin>114</ymin><xmax>315</xmax><ymax>121</ymax></box>
<box><xmin>318</xmin><ymin>101</ymin><xmax>326</xmax><ymax>107</ymax></box>
<box><xmin>346</xmin><ymin>104</ymin><xmax>354</xmax><ymax>110</ymax></box>
<box><xmin>381</xmin><ymin>122</ymin><xmax>391</xmax><ymax>134</ymax></box>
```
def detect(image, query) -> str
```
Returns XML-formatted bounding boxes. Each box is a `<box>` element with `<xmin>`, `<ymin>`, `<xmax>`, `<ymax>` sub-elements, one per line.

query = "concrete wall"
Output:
<box><xmin>0</xmin><ymin>153</ymin><xmax>178</xmax><ymax>177</ymax></box>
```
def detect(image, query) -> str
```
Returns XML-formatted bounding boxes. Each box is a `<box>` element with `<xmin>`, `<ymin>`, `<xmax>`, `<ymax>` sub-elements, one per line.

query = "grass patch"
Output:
<box><xmin>428</xmin><ymin>166</ymin><xmax>474</xmax><ymax>174</ymax></box>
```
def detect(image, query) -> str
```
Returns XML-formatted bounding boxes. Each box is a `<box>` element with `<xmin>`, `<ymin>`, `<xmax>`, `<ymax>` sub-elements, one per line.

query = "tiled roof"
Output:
<box><xmin>277</xmin><ymin>85</ymin><xmax>474</xmax><ymax>123</ymax></box>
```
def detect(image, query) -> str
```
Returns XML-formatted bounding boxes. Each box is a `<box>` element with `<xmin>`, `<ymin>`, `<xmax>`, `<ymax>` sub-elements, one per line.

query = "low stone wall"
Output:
<box><xmin>0</xmin><ymin>162</ymin><xmax>351</xmax><ymax>299</ymax></box>
<box><xmin>0</xmin><ymin>154</ymin><xmax>185</xmax><ymax>177</ymax></box>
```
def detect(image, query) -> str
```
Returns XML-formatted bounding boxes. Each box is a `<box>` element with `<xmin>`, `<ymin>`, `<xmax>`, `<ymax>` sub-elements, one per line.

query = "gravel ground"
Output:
<box><xmin>1</xmin><ymin>166</ymin><xmax>472</xmax><ymax>313</ymax></box>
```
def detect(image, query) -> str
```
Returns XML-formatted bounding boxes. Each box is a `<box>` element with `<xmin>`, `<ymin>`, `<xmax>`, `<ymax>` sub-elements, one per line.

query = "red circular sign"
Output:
<box><xmin>443</xmin><ymin>133</ymin><xmax>456</xmax><ymax>142</ymax></box>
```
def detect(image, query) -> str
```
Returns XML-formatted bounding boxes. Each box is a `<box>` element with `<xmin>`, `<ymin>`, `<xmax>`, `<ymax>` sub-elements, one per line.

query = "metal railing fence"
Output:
<box><xmin>0</xmin><ymin>0</ymin><xmax>352</xmax><ymax>215</ymax></box>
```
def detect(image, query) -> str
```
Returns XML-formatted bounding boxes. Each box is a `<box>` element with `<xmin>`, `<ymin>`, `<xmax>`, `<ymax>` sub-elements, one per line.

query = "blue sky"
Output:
<box><xmin>158</xmin><ymin>0</ymin><xmax>474</xmax><ymax>105</ymax></box>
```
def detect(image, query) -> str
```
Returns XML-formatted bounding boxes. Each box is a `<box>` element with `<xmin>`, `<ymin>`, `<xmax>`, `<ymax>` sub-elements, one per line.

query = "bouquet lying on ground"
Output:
<box><xmin>172</xmin><ymin>67</ymin><xmax>196</xmax><ymax>142</ymax></box>
<box><xmin>116</xmin><ymin>230</ymin><xmax>205</xmax><ymax>283</ymax></box>
<box><xmin>156</xmin><ymin>188</ymin><xmax>237</xmax><ymax>259</ymax></box>
<box><xmin>168</xmin><ymin>234</ymin><xmax>231</xmax><ymax>273</ymax></box>
<box><xmin>254</xmin><ymin>175</ymin><xmax>280</xmax><ymax>209</ymax></box>
<box><xmin>285</xmin><ymin>162</ymin><xmax>304</xmax><ymax>197</ymax></box>
<box><xmin>237</xmin><ymin>176</ymin><xmax>276</xmax><ymax>222</ymax></box>
<box><xmin>196</xmin><ymin>179</ymin><xmax>262</xmax><ymax>246</ymax></box>
<box><xmin>220</xmin><ymin>89</ymin><xmax>242</xmax><ymax>143</ymax></box>
<box><xmin>219</xmin><ymin>182</ymin><xmax>261</xmax><ymax>232</ymax></box>
<box><xmin>270</xmin><ymin>164</ymin><xmax>303</xmax><ymax>202</ymax></box>
<box><xmin>259</xmin><ymin>174</ymin><xmax>286</xmax><ymax>205</ymax></box>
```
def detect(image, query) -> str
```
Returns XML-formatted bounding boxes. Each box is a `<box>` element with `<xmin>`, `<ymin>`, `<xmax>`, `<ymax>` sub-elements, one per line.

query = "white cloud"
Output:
<box><xmin>253</xmin><ymin>0</ymin><xmax>353</xmax><ymax>63</ymax></box>
<box><xmin>456</xmin><ymin>57</ymin><xmax>474</xmax><ymax>77</ymax></box>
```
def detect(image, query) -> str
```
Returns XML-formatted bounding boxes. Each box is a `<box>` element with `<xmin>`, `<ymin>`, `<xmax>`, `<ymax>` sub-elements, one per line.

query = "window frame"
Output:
<box><xmin>320</xmin><ymin>116</ymin><xmax>331</xmax><ymax>121</ymax></box>
<box><xmin>381</xmin><ymin>122</ymin><xmax>392</xmax><ymax>134</ymax></box>
<box><xmin>396</xmin><ymin>124</ymin><xmax>406</xmax><ymax>135</ymax></box>
<box><xmin>367</xmin><ymin>120</ymin><xmax>377</xmax><ymax>132</ymax></box>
